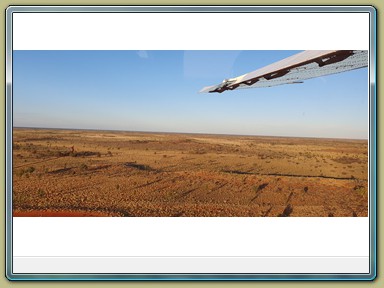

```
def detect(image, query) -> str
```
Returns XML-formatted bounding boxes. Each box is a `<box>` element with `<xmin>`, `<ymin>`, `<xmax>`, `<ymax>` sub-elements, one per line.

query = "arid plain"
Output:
<box><xmin>12</xmin><ymin>128</ymin><xmax>368</xmax><ymax>217</ymax></box>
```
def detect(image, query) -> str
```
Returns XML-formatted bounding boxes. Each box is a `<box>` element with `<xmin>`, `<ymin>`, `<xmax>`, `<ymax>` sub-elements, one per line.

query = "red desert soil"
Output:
<box><xmin>12</xmin><ymin>128</ymin><xmax>369</xmax><ymax>217</ymax></box>
<box><xmin>13</xmin><ymin>209</ymin><xmax>121</xmax><ymax>217</ymax></box>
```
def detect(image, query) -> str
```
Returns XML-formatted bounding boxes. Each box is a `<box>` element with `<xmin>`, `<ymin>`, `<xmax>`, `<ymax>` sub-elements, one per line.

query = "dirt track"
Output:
<box><xmin>12</xmin><ymin>128</ymin><xmax>368</xmax><ymax>217</ymax></box>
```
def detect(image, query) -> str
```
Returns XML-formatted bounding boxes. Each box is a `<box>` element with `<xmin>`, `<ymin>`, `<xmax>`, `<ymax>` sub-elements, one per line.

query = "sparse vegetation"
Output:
<box><xmin>124</xmin><ymin>162</ymin><xmax>152</xmax><ymax>171</ymax></box>
<box><xmin>278</xmin><ymin>204</ymin><xmax>293</xmax><ymax>217</ymax></box>
<box><xmin>353</xmin><ymin>185</ymin><xmax>366</xmax><ymax>196</ymax></box>
<box><xmin>37</xmin><ymin>188</ymin><xmax>45</xmax><ymax>197</ymax></box>
<box><xmin>15</xmin><ymin>166</ymin><xmax>35</xmax><ymax>177</ymax></box>
<box><xmin>255</xmin><ymin>183</ymin><xmax>268</xmax><ymax>192</ymax></box>
<box><xmin>25</xmin><ymin>166</ymin><xmax>35</xmax><ymax>173</ymax></box>
<box><xmin>80</xmin><ymin>163</ymin><xmax>88</xmax><ymax>171</ymax></box>
<box><xmin>12</xmin><ymin>128</ymin><xmax>368</xmax><ymax>217</ymax></box>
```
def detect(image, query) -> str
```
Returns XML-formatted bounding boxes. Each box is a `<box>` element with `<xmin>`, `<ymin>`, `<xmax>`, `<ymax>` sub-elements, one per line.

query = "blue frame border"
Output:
<box><xmin>5</xmin><ymin>5</ymin><xmax>377</xmax><ymax>281</ymax></box>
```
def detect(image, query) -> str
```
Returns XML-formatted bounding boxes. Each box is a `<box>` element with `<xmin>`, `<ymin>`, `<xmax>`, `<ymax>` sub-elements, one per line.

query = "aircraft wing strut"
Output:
<box><xmin>200</xmin><ymin>50</ymin><xmax>368</xmax><ymax>93</ymax></box>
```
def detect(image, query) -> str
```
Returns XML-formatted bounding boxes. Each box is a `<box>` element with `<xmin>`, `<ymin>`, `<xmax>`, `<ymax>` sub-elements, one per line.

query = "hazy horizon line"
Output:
<box><xmin>12</xmin><ymin>126</ymin><xmax>369</xmax><ymax>141</ymax></box>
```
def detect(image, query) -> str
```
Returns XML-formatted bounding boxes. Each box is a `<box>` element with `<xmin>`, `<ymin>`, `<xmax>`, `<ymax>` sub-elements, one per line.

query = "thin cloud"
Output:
<box><xmin>137</xmin><ymin>50</ymin><xmax>149</xmax><ymax>59</ymax></box>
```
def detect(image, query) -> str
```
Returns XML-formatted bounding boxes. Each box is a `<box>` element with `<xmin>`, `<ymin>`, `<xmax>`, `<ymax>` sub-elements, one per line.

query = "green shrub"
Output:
<box><xmin>80</xmin><ymin>163</ymin><xmax>88</xmax><ymax>170</ymax></box>
<box><xmin>37</xmin><ymin>188</ymin><xmax>45</xmax><ymax>197</ymax></box>
<box><xmin>25</xmin><ymin>166</ymin><xmax>35</xmax><ymax>173</ymax></box>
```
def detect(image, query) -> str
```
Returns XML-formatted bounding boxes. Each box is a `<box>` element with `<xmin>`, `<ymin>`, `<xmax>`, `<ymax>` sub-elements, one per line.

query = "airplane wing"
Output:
<box><xmin>199</xmin><ymin>50</ymin><xmax>368</xmax><ymax>93</ymax></box>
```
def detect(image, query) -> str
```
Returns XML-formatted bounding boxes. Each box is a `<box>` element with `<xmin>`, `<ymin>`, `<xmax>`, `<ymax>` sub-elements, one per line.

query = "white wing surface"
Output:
<box><xmin>200</xmin><ymin>50</ymin><xmax>368</xmax><ymax>93</ymax></box>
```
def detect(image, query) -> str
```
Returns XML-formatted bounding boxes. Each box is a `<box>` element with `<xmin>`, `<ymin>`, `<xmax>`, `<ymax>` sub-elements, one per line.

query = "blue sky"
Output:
<box><xmin>13</xmin><ymin>50</ymin><xmax>368</xmax><ymax>139</ymax></box>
